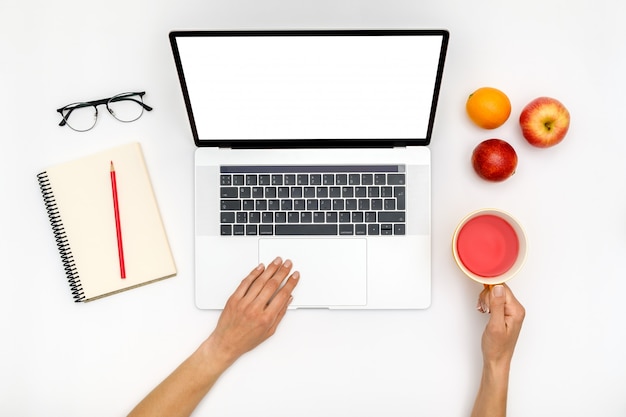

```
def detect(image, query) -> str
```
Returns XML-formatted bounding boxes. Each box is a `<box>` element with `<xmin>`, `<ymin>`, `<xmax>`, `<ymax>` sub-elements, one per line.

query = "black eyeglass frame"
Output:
<box><xmin>57</xmin><ymin>91</ymin><xmax>153</xmax><ymax>132</ymax></box>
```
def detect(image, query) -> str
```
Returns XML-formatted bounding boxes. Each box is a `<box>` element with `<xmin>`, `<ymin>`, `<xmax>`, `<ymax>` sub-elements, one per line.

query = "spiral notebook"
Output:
<box><xmin>37</xmin><ymin>142</ymin><xmax>177</xmax><ymax>302</ymax></box>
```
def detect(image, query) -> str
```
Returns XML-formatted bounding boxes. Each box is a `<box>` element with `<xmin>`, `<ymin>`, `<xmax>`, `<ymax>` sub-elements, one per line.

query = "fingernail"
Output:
<box><xmin>283</xmin><ymin>259</ymin><xmax>292</xmax><ymax>268</ymax></box>
<box><xmin>478</xmin><ymin>301</ymin><xmax>487</xmax><ymax>313</ymax></box>
<box><xmin>256</xmin><ymin>263</ymin><xmax>264</xmax><ymax>270</ymax></box>
<box><xmin>493</xmin><ymin>285</ymin><xmax>504</xmax><ymax>297</ymax></box>
<box><xmin>273</xmin><ymin>257</ymin><xmax>282</xmax><ymax>265</ymax></box>
<box><xmin>291</xmin><ymin>271</ymin><xmax>300</xmax><ymax>280</ymax></box>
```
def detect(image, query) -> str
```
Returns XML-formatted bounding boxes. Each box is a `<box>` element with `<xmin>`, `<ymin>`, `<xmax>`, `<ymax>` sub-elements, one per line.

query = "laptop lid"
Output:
<box><xmin>169</xmin><ymin>29</ymin><xmax>449</xmax><ymax>148</ymax></box>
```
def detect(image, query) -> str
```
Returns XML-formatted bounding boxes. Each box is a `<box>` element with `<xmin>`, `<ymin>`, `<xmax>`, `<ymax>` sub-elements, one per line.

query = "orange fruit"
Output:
<box><xmin>466</xmin><ymin>87</ymin><xmax>511</xmax><ymax>129</ymax></box>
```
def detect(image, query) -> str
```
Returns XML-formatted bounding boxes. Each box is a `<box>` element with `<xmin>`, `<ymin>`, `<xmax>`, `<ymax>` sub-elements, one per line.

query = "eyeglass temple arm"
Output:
<box><xmin>57</xmin><ymin>107</ymin><xmax>75</xmax><ymax>127</ymax></box>
<box><xmin>107</xmin><ymin>96</ymin><xmax>153</xmax><ymax>112</ymax></box>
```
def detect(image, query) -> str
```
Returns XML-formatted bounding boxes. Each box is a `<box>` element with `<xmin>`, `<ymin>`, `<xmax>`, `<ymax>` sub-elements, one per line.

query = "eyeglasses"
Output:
<box><xmin>57</xmin><ymin>91</ymin><xmax>153</xmax><ymax>132</ymax></box>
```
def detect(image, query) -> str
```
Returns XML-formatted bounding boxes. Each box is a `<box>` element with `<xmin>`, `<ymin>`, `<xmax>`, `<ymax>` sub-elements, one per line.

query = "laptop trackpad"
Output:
<box><xmin>258</xmin><ymin>238</ymin><xmax>367</xmax><ymax>308</ymax></box>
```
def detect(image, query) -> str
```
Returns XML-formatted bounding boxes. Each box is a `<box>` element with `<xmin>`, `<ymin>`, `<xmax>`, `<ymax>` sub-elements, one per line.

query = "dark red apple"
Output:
<box><xmin>472</xmin><ymin>139</ymin><xmax>518</xmax><ymax>182</ymax></box>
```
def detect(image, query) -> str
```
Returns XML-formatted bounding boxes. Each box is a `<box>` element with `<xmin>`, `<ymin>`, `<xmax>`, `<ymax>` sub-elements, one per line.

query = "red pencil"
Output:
<box><xmin>110</xmin><ymin>161</ymin><xmax>126</xmax><ymax>278</ymax></box>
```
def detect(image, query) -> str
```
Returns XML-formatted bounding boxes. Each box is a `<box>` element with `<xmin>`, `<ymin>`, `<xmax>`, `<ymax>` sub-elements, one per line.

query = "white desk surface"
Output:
<box><xmin>2</xmin><ymin>0</ymin><xmax>626</xmax><ymax>416</ymax></box>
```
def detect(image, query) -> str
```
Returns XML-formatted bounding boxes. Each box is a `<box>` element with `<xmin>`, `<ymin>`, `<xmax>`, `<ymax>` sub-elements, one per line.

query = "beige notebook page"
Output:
<box><xmin>47</xmin><ymin>142</ymin><xmax>176</xmax><ymax>300</ymax></box>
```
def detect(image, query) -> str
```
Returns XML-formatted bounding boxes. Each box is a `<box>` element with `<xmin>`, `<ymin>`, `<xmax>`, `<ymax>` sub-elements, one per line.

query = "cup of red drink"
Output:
<box><xmin>452</xmin><ymin>208</ymin><xmax>527</xmax><ymax>285</ymax></box>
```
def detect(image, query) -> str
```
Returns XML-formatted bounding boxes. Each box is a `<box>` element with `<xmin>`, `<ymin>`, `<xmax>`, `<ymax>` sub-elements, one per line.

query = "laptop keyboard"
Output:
<box><xmin>219</xmin><ymin>165</ymin><xmax>406</xmax><ymax>236</ymax></box>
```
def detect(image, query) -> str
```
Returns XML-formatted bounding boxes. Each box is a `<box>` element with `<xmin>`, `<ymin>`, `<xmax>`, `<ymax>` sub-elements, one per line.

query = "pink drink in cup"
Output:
<box><xmin>452</xmin><ymin>209</ymin><xmax>527</xmax><ymax>285</ymax></box>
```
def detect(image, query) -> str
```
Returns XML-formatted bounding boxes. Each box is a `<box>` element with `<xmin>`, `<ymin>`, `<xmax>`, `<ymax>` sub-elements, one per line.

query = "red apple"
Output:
<box><xmin>519</xmin><ymin>97</ymin><xmax>570</xmax><ymax>147</ymax></box>
<box><xmin>472</xmin><ymin>139</ymin><xmax>518</xmax><ymax>182</ymax></box>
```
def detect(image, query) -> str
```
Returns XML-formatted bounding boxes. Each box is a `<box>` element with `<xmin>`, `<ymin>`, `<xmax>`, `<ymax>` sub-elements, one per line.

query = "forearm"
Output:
<box><xmin>127</xmin><ymin>338</ymin><xmax>233</xmax><ymax>417</ymax></box>
<box><xmin>127</xmin><ymin>259</ymin><xmax>298</xmax><ymax>417</ymax></box>
<box><xmin>471</xmin><ymin>362</ymin><xmax>510</xmax><ymax>417</ymax></box>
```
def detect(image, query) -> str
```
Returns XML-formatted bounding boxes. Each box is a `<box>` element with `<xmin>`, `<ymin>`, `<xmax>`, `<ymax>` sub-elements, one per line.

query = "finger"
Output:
<box><xmin>502</xmin><ymin>284</ymin><xmax>526</xmax><ymax>324</ymax></box>
<box><xmin>266</xmin><ymin>272</ymin><xmax>299</xmax><ymax>330</ymax></box>
<box><xmin>231</xmin><ymin>263</ymin><xmax>265</xmax><ymax>300</ymax></box>
<box><xmin>503</xmin><ymin>283</ymin><xmax>518</xmax><ymax>308</ymax></box>
<box><xmin>266</xmin><ymin>270</ymin><xmax>300</xmax><ymax>311</ymax></box>
<box><xmin>487</xmin><ymin>284</ymin><xmax>506</xmax><ymax>328</ymax></box>
<box><xmin>253</xmin><ymin>260</ymin><xmax>294</xmax><ymax>308</ymax></box>
<box><xmin>477</xmin><ymin>285</ymin><xmax>490</xmax><ymax>313</ymax></box>
<box><xmin>245</xmin><ymin>256</ymin><xmax>283</xmax><ymax>300</ymax></box>
<box><xmin>267</xmin><ymin>295</ymin><xmax>294</xmax><ymax>336</ymax></box>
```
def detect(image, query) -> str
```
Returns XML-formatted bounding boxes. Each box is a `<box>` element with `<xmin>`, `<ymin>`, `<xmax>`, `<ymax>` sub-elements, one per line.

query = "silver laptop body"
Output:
<box><xmin>169</xmin><ymin>29</ymin><xmax>449</xmax><ymax>309</ymax></box>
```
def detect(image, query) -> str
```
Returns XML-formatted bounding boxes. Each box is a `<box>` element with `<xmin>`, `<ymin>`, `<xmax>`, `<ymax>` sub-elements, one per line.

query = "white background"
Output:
<box><xmin>2</xmin><ymin>0</ymin><xmax>626</xmax><ymax>416</ymax></box>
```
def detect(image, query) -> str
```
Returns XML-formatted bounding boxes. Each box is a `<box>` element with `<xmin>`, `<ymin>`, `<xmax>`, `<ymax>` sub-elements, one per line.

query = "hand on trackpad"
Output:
<box><xmin>258</xmin><ymin>238</ymin><xmax>367</xmax><ymax>307</ymax></box>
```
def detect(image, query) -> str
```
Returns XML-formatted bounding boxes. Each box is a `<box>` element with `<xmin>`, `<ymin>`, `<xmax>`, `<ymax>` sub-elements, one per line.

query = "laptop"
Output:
<box><xmin>169</xmin><ymin>29</ymin><xmax>449</xmax><ymax>309</ymax></box>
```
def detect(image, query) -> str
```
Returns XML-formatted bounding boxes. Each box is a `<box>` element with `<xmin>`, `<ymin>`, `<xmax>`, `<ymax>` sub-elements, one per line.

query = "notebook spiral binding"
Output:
<box><xmin>37</xmin><ymin>172</ymin><xmax>86</xmax><ymax>302</ymax></box>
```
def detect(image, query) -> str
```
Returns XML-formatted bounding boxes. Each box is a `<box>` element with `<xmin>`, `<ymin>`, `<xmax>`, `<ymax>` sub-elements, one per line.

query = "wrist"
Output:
<box><xmin>483</xmin><ymin>359</ymin><xmax>511</xmax><ymax>379</ymax></box>
<box><xmin>484</xmin><ymin>356</ymin><xmax>511</xmax><ymax>371</ymax></box>
<box><xmin>197</xmin><ymin>335</ymin><xmax>239</xmax><ymax>376</ymax></box>
<box><xmin>481</xmin><ymin>360</ymin><xmax>511</xmax><ymax>394</ymax></box>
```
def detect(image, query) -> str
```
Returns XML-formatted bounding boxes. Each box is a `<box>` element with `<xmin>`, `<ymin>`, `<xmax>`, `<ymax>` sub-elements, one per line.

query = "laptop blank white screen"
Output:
<box><xmin>174</xmin><ymin>33</ymin><xmax>445</xmax><ymax>141</ymax></box>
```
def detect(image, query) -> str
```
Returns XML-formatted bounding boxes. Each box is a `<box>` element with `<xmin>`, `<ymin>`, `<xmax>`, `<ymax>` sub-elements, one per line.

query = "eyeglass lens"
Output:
<box><xmin>106</xmin><ymin>93</ymin><xmax>146</xmax><ymax>123</ymax></box>
<box><xmin>60</xmin><ymin>104</ymin><xmax>99</xmax><ymax>132</ymax></box>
